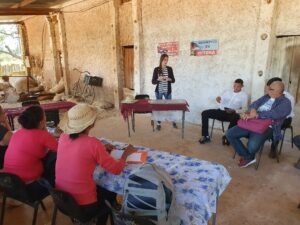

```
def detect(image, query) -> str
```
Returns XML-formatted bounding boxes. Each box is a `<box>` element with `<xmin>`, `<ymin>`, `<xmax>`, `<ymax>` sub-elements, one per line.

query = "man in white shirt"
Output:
<box><xmin>199</xmin><ymin>79</ymin><xmax>248</xmax><ymax>144</ymax></box>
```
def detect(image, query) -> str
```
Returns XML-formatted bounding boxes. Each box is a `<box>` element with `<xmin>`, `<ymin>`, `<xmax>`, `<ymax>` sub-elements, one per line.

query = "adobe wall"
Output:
<box><xmin>276</xmin><ymin>0</ymin><xmax>300</xmax><ymax>35</ymax></box>
<box><xmin>138</xmin><ymin>0</ymin><xmax>262</xmax><ymax>123</ymax></box>
<box><xmin>23</xmin><ymin>0</ymin><xmax>300</xmax><ymax>124</ymax></box>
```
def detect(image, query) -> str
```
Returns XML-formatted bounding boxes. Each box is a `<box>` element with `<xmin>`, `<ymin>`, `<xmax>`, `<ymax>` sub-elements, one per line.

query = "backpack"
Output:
<box><xmin>120</xmin><ymin>163</ymin><xmax>181</xmax><ymax>225</ymax></box>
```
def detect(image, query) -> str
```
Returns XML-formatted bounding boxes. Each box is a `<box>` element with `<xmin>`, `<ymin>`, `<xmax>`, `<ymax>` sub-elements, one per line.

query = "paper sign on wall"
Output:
<box><xmin>190</xmin><ymin>39</ymin><xmax>219</xmax><ymax>56</ymax></box>
<box><xmin>157</xmin><ymin>41</ymin><xmax>179</xmax><ymax>56</ymax></box>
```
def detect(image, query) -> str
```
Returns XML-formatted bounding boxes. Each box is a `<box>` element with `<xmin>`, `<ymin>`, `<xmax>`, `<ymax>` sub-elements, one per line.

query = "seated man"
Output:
<box><xmin>226</xmin><ymin>81</ymin><xmax>291</xmax><ymax>168</ymax></box>
<box><xmin>266</xmin><ymin>77</ymin><xmax>295</xmax><ymax>158</ymax></box>
<box><xmin>199</xmin><ymin>78</ymin><xmax>248</xmax><ymax>144</ymax></box>
<box><xmin>0</xmin><ymin>105</ymin><xmax>13</xmax><ymax>169</ymax></box>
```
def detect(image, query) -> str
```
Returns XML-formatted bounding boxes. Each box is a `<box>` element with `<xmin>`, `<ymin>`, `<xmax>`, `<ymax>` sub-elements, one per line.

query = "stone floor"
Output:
<box><xmin>2</xmin><ymin>111</ymin><xmax>300</xmax><ymax>225</ymax></box>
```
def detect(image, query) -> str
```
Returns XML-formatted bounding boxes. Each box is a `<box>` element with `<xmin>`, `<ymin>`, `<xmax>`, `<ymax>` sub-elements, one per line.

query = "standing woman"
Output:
<box><xmin>152</xmin><ymin>53</ymin><xmax>176</xmax><ymax>130</ymax></box>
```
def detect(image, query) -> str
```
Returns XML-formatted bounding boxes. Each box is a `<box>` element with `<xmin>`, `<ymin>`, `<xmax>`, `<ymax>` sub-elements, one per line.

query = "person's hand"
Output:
<box><xmin>121</xmin><ymin>144</ymin><xmax>137</xmax><ymax>160</ymax></box>
<box><xmin>216</xmin><ymin>96</ymin><xmax>221</xmax><ymax>103</ymax></box>
<box><xmin>249</xmin><ymin>109</ymin><xmax>258</xmax><ymax>119</ymax></box>
<box><xmin>105</xmin><ymin>143</ymin><xmax>115</xmax><ymax>153</ymax></box>
<box><xmin>166</xmin><ymin>77</ymin><xmax>172</xmax><ymax>81</ymax></box>
<box><xmin>158</xmin><ymin>76</ymin><xmax>163</xmax><ymax>81</ymax></box>
<box><xmin>240</xmin><ymin>112</ymin><xmax>250</xmax><ymax>120</ymax></box>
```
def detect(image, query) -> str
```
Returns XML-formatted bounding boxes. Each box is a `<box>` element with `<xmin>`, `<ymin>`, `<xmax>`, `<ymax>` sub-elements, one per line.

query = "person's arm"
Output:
<box><xmin>0</xmin><ymin>131</ymin><xmax>12</xmax><ymax>146</ymax></box>
<box><xmin>258</xmin><ymin>98</ymin><xmax>292</xmax><ymax>120</ymax></box>
<box><xmin>168</xmin><ymin>67</ymin><xmax>175</xmax><ymax>83</ymax></box>
<box><xmin>249</xmin><ymin>95</ymin><xmax>267</xmax><ymax>110</ymax></box>
<box><xmin>94</xmin><ymin>140</ymin><xmax>135</xmax><ymax>175</ymax></box>
<box><xmin>152</xmin><ymin>67</ymin><xmax>159</xmax><ymax>85</ymax></box>
<box><xmin>43</xmin><ymin>131</ymin><xmax>59</xmax><ymax>151</ymax></box>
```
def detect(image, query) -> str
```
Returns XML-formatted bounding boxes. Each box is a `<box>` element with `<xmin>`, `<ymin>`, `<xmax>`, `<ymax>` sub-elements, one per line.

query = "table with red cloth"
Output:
<box><xmin>4</xmin><ymin>101</ymin><xmax>76</xmax><ymax>130</ymax></box>
<box><xmin>120</xmin><ymin>99</ymin><xmax>189</xmax><ymax>138</ymax></box>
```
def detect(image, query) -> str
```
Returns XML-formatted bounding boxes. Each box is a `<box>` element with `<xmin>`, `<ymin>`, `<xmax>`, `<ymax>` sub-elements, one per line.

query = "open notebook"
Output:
<box><xmin>110</xmin><ymin>149</ymin><xmax>147</xmax><ymax>164</ymax></box>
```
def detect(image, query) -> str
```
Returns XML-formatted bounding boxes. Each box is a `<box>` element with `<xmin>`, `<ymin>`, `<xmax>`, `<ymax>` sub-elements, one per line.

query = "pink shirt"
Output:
<box><xmin>4</xmin><ymin>128</ymin><xmax>58</xmax><ymax>182</ymax></box>
<box><xmin>55</xmin><ymin>134</ymin><xmax>125</xmax><ymax>205</ymax></box>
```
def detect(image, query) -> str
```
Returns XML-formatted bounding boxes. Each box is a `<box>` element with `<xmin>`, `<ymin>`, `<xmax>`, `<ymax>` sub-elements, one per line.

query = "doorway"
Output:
<box><xmin>269</xmin><ymin>36</ymin><xmax>300</xmax><ymax>104</ymax></box>
<box><xmin>122</xmin><ymin>46</ymin><xmax>134</xmax><ymax>90</ymax></box>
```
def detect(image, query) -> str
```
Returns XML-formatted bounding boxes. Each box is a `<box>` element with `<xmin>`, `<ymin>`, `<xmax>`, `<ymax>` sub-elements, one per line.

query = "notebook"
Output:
<box><xmin>110</xmin><ymin>149</ymin><xmax>147</xmax><ymax>164</ymax></box>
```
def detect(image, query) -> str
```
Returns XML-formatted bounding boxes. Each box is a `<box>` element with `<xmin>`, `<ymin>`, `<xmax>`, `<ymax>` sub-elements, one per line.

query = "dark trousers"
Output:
<box><xmin>27</xmin><ymin>151</ymin><xmax>57</xmax><ymax>201</ymax></box>
<box><xmin>201</xmin><ymin>109</ymin><xmax>240</xmax><ymax>137</ymax></box>
<box><xmin>80</xmin><ymin>186</ymin><xmax>116</xmax><ymax>225</ymax></box>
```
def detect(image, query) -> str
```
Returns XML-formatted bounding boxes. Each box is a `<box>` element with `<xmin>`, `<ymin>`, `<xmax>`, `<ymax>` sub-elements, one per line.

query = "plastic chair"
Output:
<box><xmin>50</xmin><ymin>189</ymin><xmax>112</xmax><ymax>225</ymax></box>
<box><xmin>131</xmin><ymin>94</ymin><xmax>154</xmax><ymax>132</ymax></box>
<box><xmin>278</xmin><ymin>118</ymin><xmax>294</xmax><ymax>155</ymax></box>
<box><xmin>210</xmin><ymin>119</ymin><xmax>225</xmax><ymax>138</ymax></box>
<box><xmin>0</xmin><ymin>172</ymin><xmax>47</xmax><ymax>225</ymax></box>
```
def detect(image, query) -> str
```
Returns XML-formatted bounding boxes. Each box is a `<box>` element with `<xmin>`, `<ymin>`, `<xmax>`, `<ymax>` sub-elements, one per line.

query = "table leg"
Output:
<box><xmin>8</xmin><ymin>116</ymin><xmax>14</xmax><ymax>130</ymax></box>
<box><xmin>182</xmin><ymin>111</ymin><xmax>185</xmax><ymax>139</ymax></box>
<box><xmin>211</xmin><ymin>189</ymin><xmax>219</xmax><ymax>225</ymax></box>
<box><xmin>127</xmin><ymin>117</ymin><xmax>131</xmax><ymax>137</ymax></box>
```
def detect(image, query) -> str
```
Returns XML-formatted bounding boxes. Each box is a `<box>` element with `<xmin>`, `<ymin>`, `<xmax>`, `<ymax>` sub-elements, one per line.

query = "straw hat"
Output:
<box><xmin>59</xmin><ymin>103</ymin><xmax>98</xmax><ymax>134</ymax></box>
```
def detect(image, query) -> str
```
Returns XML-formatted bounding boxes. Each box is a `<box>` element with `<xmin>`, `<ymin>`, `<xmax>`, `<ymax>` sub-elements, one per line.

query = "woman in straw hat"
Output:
<box><xmin>3</xmin><ymin>105</ymin><xmax>58</xmax><ymax>199</ymax></box>
<box><xmin>56</xmin><ymin>103</ymin><xmax>136</xmax><ymax>225</ymax></box>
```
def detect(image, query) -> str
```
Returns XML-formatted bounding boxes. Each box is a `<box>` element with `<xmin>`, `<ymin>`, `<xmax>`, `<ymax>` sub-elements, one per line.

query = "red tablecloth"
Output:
<box><xmin>4</xmin><ymin>101</ymin><xmax>76</xmax><ymax>118</ymax></box>
<box><xmin>120</xmin><ymin>99</ymin><xmax>189</xmax><ymax>120</ymax></box>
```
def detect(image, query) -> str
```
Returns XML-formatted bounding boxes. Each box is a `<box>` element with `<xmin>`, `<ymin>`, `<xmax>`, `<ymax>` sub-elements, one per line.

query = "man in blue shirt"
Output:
<box><xmin>226</xmin><ymin>81</ymin><xmax>291</xmax><ymax>168</ymax></box>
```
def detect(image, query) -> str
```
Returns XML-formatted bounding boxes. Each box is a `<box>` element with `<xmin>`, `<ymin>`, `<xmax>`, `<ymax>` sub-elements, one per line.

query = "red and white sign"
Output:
<box><xmin>157</xmin><ymin>42</ymin><xmax>179</xmax><ymax>56</ymax></box>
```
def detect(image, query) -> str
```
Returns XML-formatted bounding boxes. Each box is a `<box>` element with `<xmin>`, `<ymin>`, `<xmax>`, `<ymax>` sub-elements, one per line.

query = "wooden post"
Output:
<box><xmin>132</xmin><ymin>0</ymin><xmax>143</xmax><ymax>94</ymax></box>
<box><xmin>46</xmin><ymin>15</ymin><xmax>61</xmax><ymax>83</ymax></box>
<box><xmin>110</xmin><ymin>0</ymin><xmax>122</xmax><ymax>109</ymax></box>
<box><xmin>19</xmin><ymin>22</ymin><xmax>31</xmax><ymax>93</ymax></box>
<box><xmin>57</xmin><ymin>12</ymin><xmax>70</xmax><ymax>95</ymax></box>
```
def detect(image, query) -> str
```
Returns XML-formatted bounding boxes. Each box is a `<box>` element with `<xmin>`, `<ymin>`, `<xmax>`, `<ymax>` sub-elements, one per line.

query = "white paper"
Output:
<box><xmin>110</xmin><ymin>149</ymin><xmax>143</xmax><ymax>162</ymax></box>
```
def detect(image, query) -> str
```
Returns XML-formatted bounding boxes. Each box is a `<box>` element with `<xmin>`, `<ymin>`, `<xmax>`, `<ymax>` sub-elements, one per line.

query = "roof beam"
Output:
<box><xmin>11</xmin><ymin>0</ymin><xmax>37</xmax><ymax>8</ymax></box>
<box><xmin>0</xmin><ymin>8</ymin><xmax>57</xmax><ymax>15</ymax></box>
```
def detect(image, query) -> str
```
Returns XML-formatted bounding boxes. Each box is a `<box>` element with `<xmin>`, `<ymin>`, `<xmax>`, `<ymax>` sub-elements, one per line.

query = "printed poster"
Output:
<box><xmin>190</xmin><ymin>39</ymin><xmax>219</xmax><ymax>56</ymax></box>
<box><xmin>157</xmin><ymin>42</ymin><xmax>179</xmax><ymax>56</ymax></box>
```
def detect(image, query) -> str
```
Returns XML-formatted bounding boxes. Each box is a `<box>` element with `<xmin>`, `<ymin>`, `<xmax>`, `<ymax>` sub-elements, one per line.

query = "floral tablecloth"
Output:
<box><xmin>93</xmin><ymin>138</ymin><xmax>231</xmax><ymax>225</ymax></box>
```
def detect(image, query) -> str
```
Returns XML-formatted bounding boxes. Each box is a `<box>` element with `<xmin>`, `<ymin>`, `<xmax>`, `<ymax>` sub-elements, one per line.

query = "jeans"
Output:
<box><xmin>226</xmin><ymin>126</ymin><xmax>273</xmax><ymax>160</ymax></box>
<box><xmin>155</xmin><ymin>92</ymin><xmax>173</xmax><ymax>125</ymax></box>
<box><xmin>155</xmin><ymin>92</ymin><xmax>172</xmax><ymax>100</ymax></box>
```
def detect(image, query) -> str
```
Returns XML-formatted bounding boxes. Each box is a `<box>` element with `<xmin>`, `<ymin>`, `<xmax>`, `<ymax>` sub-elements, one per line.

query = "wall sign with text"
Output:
<box><xmin>157</xmin><ymin>42</ymin><xmax>179</xmax><ymax>56</ymax></box>
<box><xmin>190</xmin><ymin>39</ymin><xmax>219</xmax><ymax>56</ymax></box>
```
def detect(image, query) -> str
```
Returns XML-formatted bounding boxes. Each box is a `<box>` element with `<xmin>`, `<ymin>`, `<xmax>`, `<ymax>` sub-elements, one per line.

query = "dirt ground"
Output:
<box><xmin>3</xmin><ymin>108</ymin><xmax>300</xmax><ymax>225</ymax></box>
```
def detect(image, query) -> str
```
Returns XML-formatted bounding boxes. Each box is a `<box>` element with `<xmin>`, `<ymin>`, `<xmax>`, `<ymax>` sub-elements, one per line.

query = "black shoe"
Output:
<box><xmin>222</xmin><ymin>136</ymin><xmax>230</xmax><ymax>145</ymax></box>
<box><xmin>199</xmin><ymin>136</ymin><xmax>211</xmax><ymax>144</ymax></box>
<box><xmin>172</xmin><ymin>122</ymin><xmax>177</xmax><ymax>129</ymax></box>
<box><xmin>268</xmin><ymin>149</ymin><xmax>277</xmax><ymax>159</ymax></box>
<box><xmin>156</xmin><ymin>125</ymin><xmax>161</xmax><ymax>131</ymax></box>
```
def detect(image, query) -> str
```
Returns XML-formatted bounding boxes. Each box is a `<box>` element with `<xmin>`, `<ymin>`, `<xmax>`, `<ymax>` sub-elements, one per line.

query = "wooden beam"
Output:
<box><xmin>46</xmin><ymin>15</ymin><xmax>62</xmax><ymax>83</ymax></box>
<box><xmin>0</xmin><ymin>8</ymin><xmax>56</xmax><ymax>16</ymax></box>
<box><xmin>57</xmin><ymin>12</ymin><xmax>70</xmax><ymax>95</ymax></box>
<box><xmin>11</xmin><ymin>0</ymin><xmax>37</xmax><ymax>8</ymax></box>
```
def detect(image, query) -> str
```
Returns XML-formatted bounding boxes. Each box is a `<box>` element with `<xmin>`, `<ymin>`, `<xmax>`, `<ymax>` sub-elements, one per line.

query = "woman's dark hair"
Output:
<box><xmin>69</xmin><ymin>131</ymin><xmax>85</xmax><ymax>140</ymax></box>
<box><xmin>159</xmin><ymin>53</ymin><xmax>169</xmax><ymax>68</ymax></box>
<box><xmin>18</xmin><ymin>105</ymin><xmax>44</xmax><ymax>129</ymax></box>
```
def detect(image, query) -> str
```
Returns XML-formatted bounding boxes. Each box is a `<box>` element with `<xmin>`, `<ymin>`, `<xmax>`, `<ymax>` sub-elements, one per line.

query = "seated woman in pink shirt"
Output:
<box><xmin>56</xmin><ymin>103</ymin><xmax>135</xmax><ymax>225</ymax></box>
<box><xmin>4</xmin><ymin>105</ymin><xmax>58</xmax><ymax>200</ymax></box>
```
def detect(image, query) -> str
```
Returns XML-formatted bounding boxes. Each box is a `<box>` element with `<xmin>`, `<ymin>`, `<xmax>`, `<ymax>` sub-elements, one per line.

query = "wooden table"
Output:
<box><xmin>4</xmin><ymin>101</ymin><xmax>76</xmax><ymax>130</ymax></box>
<box><xmin>121</xmin><ymin>99</ymin><xmax>189</xmax><ymax>138</ymax></box>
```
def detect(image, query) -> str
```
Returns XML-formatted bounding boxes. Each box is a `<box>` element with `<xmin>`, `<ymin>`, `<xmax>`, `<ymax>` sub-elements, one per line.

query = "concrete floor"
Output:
<box><xmin>3</xmin><ymin>110</ymin><xmax>300</xmax><ymax>225</ymax></box>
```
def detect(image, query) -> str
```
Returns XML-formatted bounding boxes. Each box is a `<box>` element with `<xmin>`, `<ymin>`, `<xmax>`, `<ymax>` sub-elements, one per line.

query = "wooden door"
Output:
<box><xmin>269</xmin><ymin>36</ymin><xmax>300</xmax><ymax>103</ymax></box>
<box><xmin>123</xmin><ymin>46</ymin><xmax>134</xmax><ymax>90</ymax></box>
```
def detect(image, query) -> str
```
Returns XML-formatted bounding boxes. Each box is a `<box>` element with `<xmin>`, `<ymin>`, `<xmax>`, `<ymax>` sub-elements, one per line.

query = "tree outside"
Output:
<box><xmin>0</xmin><ymin>24</ymin><xmax>25</xmax><ymax>76</ymax></box>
